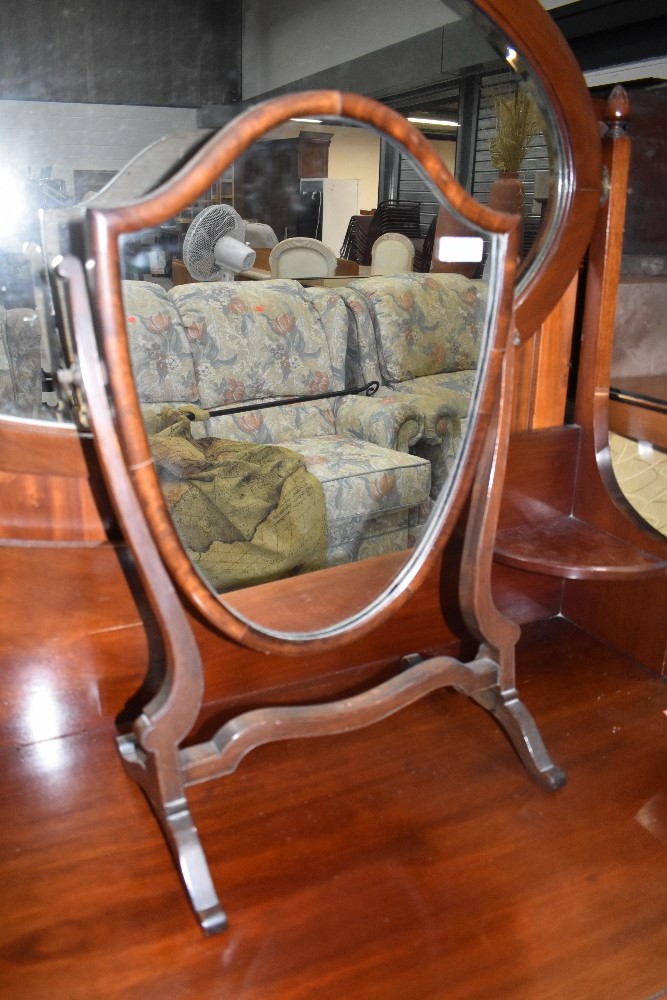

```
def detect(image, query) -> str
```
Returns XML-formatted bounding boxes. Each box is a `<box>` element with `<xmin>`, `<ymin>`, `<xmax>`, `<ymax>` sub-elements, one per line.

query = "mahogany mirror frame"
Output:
<box><xmin>75</xmin><ymin>89</ymin><xmax>519</xmax><ymax>654</ymax></box>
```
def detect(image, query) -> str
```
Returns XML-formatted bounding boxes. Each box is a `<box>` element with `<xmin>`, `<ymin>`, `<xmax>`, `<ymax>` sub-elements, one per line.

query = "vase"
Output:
<box><xmin>488</xmin><ymin>171</ymin><xmax>525</xmax><ymax>257</ymax></box>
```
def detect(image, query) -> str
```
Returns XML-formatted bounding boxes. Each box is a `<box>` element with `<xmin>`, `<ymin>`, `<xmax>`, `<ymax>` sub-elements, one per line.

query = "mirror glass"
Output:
<box><xmin>603</xmin><ymin>85</ymin><xmax>667</xmax><ymax>537</ymax></box>
<box><xmin>116</xmin><ymin>116</ymin><xmax>507</xmax><ymax>635</ymax></box>
<box><xmin>0</xmin><ymin>0</ymin><xmax>562</xmax><ymax>430</ymax></box>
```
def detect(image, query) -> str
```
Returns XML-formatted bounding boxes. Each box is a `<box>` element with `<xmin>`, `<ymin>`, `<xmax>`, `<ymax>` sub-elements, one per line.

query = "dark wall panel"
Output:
<box><xmin>0</xmin><ymin>0</ymin><xmax>242</xmax><ymax>107</ymax></box>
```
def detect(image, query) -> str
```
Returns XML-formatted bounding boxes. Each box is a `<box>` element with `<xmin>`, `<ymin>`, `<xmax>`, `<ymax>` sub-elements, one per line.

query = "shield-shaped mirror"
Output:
<box><xmin>68</xmin><ymin>92</ymin><xmax>518</xmax><ymax>648</ymax></box>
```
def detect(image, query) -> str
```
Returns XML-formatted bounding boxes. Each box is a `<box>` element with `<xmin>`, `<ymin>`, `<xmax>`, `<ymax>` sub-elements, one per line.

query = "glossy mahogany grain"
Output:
<box><xmin>2</xmin><ymin>619</ymin><xmax>665</xmax><ymax>1000</ymax></box>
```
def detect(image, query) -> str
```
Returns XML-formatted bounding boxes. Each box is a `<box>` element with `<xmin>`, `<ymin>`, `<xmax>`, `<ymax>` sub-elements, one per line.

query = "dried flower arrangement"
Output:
<box><xmin>488</xmin><ymin>86</ymin><xmax>543</xmax><ymax>174</ymax></box>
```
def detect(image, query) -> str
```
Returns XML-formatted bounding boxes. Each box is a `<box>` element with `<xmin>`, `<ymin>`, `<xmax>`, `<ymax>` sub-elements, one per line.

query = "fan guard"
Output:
<box><xmin>182</xmin><ymin>205</ymin><xmax>249</xmax><ymax>281</ymax></box>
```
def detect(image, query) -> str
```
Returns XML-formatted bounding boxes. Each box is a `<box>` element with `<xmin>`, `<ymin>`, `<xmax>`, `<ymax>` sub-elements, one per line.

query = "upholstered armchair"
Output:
<box><xmin>339</xmin><ymin>272</ymin><xmax>488</xmax><ymax>494</ymax></box>
<box><xmin>122</xmin><ymin>278</ymin><xmax>432</xmax><ymax>572</ymax></box>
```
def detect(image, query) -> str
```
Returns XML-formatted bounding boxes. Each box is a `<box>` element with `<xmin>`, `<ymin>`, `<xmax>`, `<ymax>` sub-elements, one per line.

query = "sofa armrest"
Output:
<box><xmin>334</xmin><ymin>393</ymin><xmax>424</xmax><ymax>452</ymax></box>
<box><xmin>385</xmin><ymin>388</ymin><xmax>462</xmax><ymax>445</ymax></box>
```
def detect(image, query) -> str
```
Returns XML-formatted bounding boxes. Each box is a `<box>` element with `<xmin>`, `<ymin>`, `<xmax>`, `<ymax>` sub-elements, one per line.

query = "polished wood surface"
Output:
<box><xmin>0</xmin><ymin>534</ymin><xmax>561</xmax><ymax>752</ymax></box>
<box><xmin>494</xmin><ymin>92</ymin><xmax>666</xmax><ymax>666</ymax></box>
<box><xmin>2</xmin><ymin>618</ymin><xmax>665</xmax><ymax>1000</ymax></box>
<box><xmin>0</xmin><ymin>418</ymin><xmax>112</xmax><ymax>542</ymax></box>
<box><xmin>495</xmin><ymin>425</ymin><xmax>666</xmax><ymax>580</ymax></box>
<box><xmin>511</xmin><ymin>273</ymin><xmax>579</xmax><ymax>432</ymax></box>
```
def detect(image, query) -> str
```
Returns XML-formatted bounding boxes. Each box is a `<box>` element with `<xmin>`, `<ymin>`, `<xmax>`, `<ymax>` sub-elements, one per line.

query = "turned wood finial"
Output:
<box><xmin>605</xmin><ymin>85</ymin><xmax>630</xmax><ymax>135</ymax></box>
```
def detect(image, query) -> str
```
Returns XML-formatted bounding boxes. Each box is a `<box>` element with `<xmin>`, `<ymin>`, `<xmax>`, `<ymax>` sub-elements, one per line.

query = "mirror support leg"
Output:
<box><xmin>458</xmin><ymin>346</ymin><xmax>566</xmax><ymax>790</ymax></box>
<box><xmin>56</xmin><ymin>255</ymin><xmax>227</xmax><ymax>934</ymax></box>
<box><xmin>118</xmin><ymin>736</ymin><xmax>228</xmax><ymax>934</ymax></box>
<box><xmin>469</xmin><ymin>688</ymin><xmax>567</xmax><ymax>790</ymax></box>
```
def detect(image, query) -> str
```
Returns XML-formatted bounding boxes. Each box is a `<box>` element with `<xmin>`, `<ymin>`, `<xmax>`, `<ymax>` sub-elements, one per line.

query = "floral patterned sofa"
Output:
<box><xmin>0</xmin><ymin>304</ymin><xmax>43</xmax><ymax>418</ymax></box>
<box><xmin>340</xmin><ymin>272</ymin><xmax>488</xmax><ymax>495</ymax></box>
<box><xmin>122</xmin><ymin>278</ymin><xmax>433</xmax><ymax>572</ymax></box>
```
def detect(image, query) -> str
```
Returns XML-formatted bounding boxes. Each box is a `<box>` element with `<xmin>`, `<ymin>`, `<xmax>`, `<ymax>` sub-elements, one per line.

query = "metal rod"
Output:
<box><xmin>193</xmin><ymin>380</ymin><xmax>380</xmax><ymax>420</ymax></box>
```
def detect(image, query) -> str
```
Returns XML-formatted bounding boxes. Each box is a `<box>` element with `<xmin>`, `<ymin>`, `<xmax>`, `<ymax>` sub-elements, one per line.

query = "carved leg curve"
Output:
<box><xmin>470</xmin><ymin>688</ymin><xmax>567</xmax><ymax>791</ymax></box>
<box><xmin>118</xmin><ymin>735</ymin><xmax>228</xmax><ymax>934</ymax></box>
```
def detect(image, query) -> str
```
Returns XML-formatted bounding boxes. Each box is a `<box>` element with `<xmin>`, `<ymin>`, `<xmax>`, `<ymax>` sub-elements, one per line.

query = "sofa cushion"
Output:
<box><xmin>346</xmin><ymin>273</ymin><xmax>487</xmax><ymax>384</ymax></box>
<box><xmin>123</xmin><ymin>280</ymin><xmax>199</xmax><ymax>407</ymax></box>
<box><xmin>388</xmin><ymin>370</ymin><xmax>478</xmax><ymax>419</ymax></box>
<box><xmin>284</xmin><ymin>435</ymin><xmax>430</xmax><ymax>515</ymax></box>
<box><xmin>169</xmin><ymin>279</ymin><xmax>347</xmax><ymax>406</ymax></box>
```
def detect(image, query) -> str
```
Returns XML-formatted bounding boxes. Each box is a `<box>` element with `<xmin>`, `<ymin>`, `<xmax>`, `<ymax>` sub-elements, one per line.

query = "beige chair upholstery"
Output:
<box><xmin>269</xmin><ymin>237</ymin><xmax>337</xmax><ymax>279</ymax></box>
<box><xmin>370</xmin><ymin>232</ymin><xmax>415</xmax><ymax>276</ymax></box>
<box><xmin>244</xmin><ymin>222</ymin><xmax>279</xmax><ymax>249</ymax></box>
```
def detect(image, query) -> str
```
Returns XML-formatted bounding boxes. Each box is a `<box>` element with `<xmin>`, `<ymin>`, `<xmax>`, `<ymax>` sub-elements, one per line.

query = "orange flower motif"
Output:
<box><xmin>224</xmin><ymin>379</ymin><xmax>245</xmax><ymax>403</ymax></box>
<box><xmin>435</xmin><ymin>417</ymin><xmax>449</xmax><ymax>437</ymax></box>
<box><xmin>309</xmin><ymin>371</ymin><xmax>329</xmax><ymax>393</ymax></box>
<box><xmin>431</xmin><ymin>344</ymin><xmax>446</xmax><ymax>367</ymax></box>
<box><xmin>304</xmin><ymin>454</ymin><xmax>327</xmax><ymax>466</ymax></box>
<box><xmin>424</xmin><ymin>277</ymin><xmax>440</xmax><ymax>292</ymax></box>
<box><xmin>271</xmin><ymin>313</ymin><xmax>295</xmax><ymax>336</ymax></box>
<box><xmin>236</xmin><ymin>411</ymin><xmax>263</xmax><ymax>434</ymax></box>
<box><xmin>186</xmin><ymin>320</ymin><xmax>207</xmax><ymax>342</ymax></box>
<box><xmin>229</xmin><ymin>298</ymin><xmax>248</xmax><ymax>314</ymax></box>
<box><xmin>398</xmin><ymin>292</ymin><xmax>415</xmax><ymax>311</ymax></box>
<box><xmin>145</xmin><ymin>312</ymin><xmax>172</xmax><ymax>334</ymax></box>
<box><xmin>370</xmin><ymin>471</ymin><xmax>396</xmax><ymax>501</ymax></box>
<box><xmin>459</xmin><ymin>287</ymin><xmax>478</xmax><ymax>305</ymax></box>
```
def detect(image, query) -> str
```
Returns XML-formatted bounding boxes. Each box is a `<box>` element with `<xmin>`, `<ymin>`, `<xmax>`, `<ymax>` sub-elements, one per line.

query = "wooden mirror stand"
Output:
<box><xmin>52</xmin><ymin>88</ymin><xmax>573</xmax><ymax>934</ymax></box>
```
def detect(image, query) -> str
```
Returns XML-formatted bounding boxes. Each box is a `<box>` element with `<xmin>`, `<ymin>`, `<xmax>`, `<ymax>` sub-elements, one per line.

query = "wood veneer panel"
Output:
<box><xmin>0</xmin><ymin>420</ymin><xmax>113</xmax><ymax>541</ymax></box>
<box><xmin>0</xmin><ymin>538</ymin><xmax>561</xmax><ymax>748</ymax></box>
<box><xmin>1</xmin><ymin>620</ymin><xmax>665</xmax><ymax>1000</ymax></box>
<box><xmin>511</xmin><ymin>275</ymin><xmax>579</xmax><ymax>432</ymax></box>
<box><xmin>497</xmin><ymin>425</ymin><xmax>579</xmax><ymax>529</ymax></box>
<box><xmin>562</xmin><ymin>574</ymin><xmax>667</xmax><ymax>675</ymax></box>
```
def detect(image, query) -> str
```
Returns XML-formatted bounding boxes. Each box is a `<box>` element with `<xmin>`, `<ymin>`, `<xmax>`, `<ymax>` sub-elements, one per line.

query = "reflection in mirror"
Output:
<box><xmin>608</xmin><ymin>280</ymin><xmax>667</xmax><ymax>537</ymax></box>
<box><xmin>241</xmin><ymin>0</ymin><xmax>563</xmax><ymax>288</ymax></box>
<box><xmin>0</xmin><ymin>170</ymin><xmax>70</xmax><ymax>423</ymax></box>
<box><xmin>118</xmin><ymin>119</ymin><xmax>501</xmax><ymax>631</ymax></box>
<box><xmin>0</xmin><ymin>0</ymin><xmax>567</xmax><ymax>428</ymax></box>
<box><xmin>604</xmin><ymin>86</ymin><xmax>667</xmax><ymax>538</ymax></box>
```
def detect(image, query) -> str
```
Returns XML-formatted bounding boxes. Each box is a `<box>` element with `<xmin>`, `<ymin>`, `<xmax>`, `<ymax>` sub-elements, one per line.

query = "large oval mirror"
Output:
<box><xmin>80</xmin><ymin>91</ymin><xmax>518</xmax><ymax>648</ymax></box>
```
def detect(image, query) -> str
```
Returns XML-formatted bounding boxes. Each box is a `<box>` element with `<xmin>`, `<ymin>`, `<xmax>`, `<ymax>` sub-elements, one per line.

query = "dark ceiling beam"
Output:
<box><xmin>549</xmin><ymin>1</ymin><xmax>667</xmax><ymax>71</ymax></box>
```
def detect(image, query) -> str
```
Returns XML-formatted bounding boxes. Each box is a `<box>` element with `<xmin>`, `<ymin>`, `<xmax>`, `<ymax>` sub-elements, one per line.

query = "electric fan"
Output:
<box><xmin>182</xmin><ymin>205</ymin><xmax>256</xmax><ymax>281</ymax></box>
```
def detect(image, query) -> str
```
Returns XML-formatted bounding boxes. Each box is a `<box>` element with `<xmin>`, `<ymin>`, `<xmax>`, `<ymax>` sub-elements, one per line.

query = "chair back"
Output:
<box><xmin>370</xmin><ymin>233</ymin><xmax>415</xmax><ymax>275</ymax></box>
<box><xmin>269</xmin><ymin>237</ymin><xmax>337</xmax><ymax>278</ymax></box>
<box><xmin>244</xmin><ymin>222</ymin><xmax>279</xmax><ymax>249</ymax></box>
